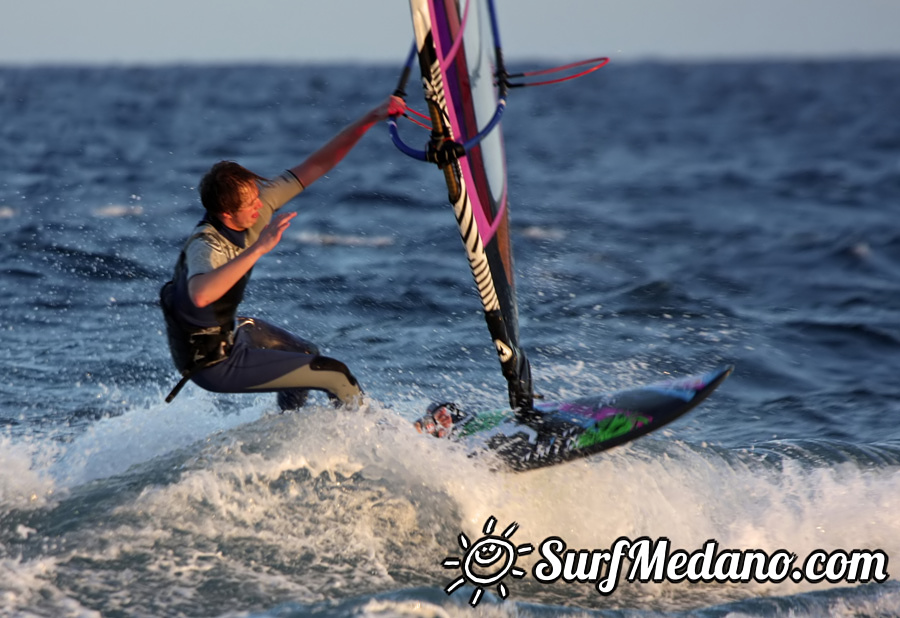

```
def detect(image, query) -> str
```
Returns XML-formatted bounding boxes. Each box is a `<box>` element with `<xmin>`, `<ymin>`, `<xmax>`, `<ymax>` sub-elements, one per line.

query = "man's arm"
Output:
<box><xmin>188</xmin><ymin>212</ymin><xmax>297</xmax><ymax>308</ymax></box>
<box><xmin>289</xmin><ymin>95</ymin><xmax>405</xmax><ymax>188</ymax></box>
<box><xmin>191</xmin><ymin>96</ymin><xmax>405</xmax><ymax>308</ymax></box>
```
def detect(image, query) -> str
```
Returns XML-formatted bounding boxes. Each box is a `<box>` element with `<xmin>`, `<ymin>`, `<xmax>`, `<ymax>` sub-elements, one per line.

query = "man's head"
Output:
<box><xmin>199</xmin><ymin>161</ymin><xmax>266</xmax><ymax>230</ymax></box>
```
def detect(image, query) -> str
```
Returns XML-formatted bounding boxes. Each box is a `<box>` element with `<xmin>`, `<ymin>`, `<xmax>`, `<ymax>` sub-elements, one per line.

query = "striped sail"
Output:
<box><xmin>407</xmin><ymin>0</ymin><xmax>533</xmax><ymax>408</ymax></box>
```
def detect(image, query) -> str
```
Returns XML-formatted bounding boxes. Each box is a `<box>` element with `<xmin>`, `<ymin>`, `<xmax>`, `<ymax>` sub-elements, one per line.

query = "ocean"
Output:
<box><xmin>1</xmin><ymin>58</ymin><xmax>899</xmax><ymax>617</ymax></box>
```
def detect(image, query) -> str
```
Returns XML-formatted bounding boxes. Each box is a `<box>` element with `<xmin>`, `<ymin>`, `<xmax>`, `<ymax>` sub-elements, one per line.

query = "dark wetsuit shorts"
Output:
<box><xmin>190</xmin><ymin>318</ymin><xmax>363</xmax><ymax>409</ymax></box>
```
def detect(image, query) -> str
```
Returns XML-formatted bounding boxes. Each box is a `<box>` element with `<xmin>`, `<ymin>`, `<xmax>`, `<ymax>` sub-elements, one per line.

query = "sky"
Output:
<box><xmin>2</xmin><ymin>0</ymin><xmax>900</xmax><ymax>65</ymax></box>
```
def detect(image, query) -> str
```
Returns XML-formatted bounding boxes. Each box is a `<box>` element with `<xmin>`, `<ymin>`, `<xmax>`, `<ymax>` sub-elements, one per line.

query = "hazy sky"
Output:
<box><xmin>2</xmin><ymin>0</ymin><xmax>900</xmax><ymax>65</ymax></box>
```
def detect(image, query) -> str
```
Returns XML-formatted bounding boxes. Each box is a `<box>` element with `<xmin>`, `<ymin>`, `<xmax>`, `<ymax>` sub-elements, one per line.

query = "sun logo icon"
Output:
<box><xmin>442</xmin><ymin>515</ymin><xmax>534</xmax><ymax>607</ymax></box>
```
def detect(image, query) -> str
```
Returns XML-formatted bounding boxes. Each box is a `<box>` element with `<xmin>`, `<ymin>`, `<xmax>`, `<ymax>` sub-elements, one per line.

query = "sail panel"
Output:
<box><xmin>430</xmin><ymin>0</ymin><xmax>507</xmax><ymax>242</ymax></box>
<box><xmin>408</xmin><ymin>0</ymin><xmax>533</xmax><ymax>408</ymax></box>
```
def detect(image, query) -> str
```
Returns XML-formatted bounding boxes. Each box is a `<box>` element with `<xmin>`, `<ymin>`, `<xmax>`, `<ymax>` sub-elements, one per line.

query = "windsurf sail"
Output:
<box><xmin>396</xmin><ymin>0</ymin><xmax>533</xmax><ymax>409</ymax></box>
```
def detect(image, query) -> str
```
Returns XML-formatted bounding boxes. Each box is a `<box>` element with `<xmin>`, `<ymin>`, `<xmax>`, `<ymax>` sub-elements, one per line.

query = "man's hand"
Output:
<box><xmin>189</xmin><ymin>211</ymin><xmax>296</xmax><ymax>308</ymax></box>
<box><xmin>254</xmin><ymin>211</ymin><xmax>297</xmax><ymax>255</ymax></box>
<box><xmin>385</xmin><ymin>94</ymin><xmax>407</xmax><ymax>118</ymax></box>
<box><xmin>366</xmin><ymin>95</ymin><xmax>408</xmax><ymax>124</ymax></box>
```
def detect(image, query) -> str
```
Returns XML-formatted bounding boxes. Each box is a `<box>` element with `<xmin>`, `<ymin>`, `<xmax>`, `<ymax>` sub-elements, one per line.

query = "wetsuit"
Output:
<box><xmin>160</xmin><ymin>171</ymin><xmax>363</xmax><ymax>409</ymax></box>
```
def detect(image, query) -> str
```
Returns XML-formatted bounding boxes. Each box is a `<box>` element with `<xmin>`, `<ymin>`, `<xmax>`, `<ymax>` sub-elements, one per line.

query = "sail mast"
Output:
<box><xmin>405</xmin><ymin>0</ymin><xmax>533</xmax><ymax>409</ymax></box>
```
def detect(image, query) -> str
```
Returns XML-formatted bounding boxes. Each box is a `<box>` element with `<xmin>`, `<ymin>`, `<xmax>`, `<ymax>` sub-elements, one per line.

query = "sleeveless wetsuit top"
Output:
<box><xmin>161</xmin><ymin>171</ymin><xmax>304</xmax><ymax>373</ymax></box>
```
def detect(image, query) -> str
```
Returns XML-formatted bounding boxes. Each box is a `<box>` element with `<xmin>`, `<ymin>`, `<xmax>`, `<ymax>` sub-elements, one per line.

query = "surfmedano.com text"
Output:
<box><xmin>532</xmin><ymin>536</ymin><xmax>889</xmax><ymax>595</ymax></box>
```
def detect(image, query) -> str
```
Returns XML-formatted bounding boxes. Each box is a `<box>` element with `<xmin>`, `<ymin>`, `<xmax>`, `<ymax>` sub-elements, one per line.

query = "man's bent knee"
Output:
<box><xmin>310</xmin><ymin>356</ymin><xmax>363</xmax><ymax>407</ymax></box>
<box><xmin>311</xmin><ymin>356</ymin><xmax>359</xmax><ymax>385</ymax></box>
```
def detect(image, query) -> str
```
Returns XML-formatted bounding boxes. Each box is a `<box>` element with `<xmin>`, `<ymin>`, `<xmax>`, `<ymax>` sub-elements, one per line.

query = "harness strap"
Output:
<box><xmin>165</xmin><ymin>372</ymin><xmax>193</xmax><ymax>403</ymax></box>
<box><xmin>163</xmin><ymin>344</ymin><xmax>232</xmax><ymax>403</ymax></box>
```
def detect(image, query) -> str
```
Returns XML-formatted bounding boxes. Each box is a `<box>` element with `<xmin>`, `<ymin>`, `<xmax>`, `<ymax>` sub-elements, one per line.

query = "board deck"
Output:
<box><xmin>450</xmin><ymin>366</ymin><xmax>733</xmax><ymax>471</ymax></box>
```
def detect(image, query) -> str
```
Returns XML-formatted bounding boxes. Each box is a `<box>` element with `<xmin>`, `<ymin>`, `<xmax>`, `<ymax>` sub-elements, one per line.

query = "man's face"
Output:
<box><xmin>221</xmin><ymin>184</ymin><xmax>262</xmax><ymax>231</ymax></box>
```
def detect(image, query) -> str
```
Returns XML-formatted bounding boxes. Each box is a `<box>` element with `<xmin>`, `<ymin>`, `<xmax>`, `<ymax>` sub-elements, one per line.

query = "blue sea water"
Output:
<box><xmin>1</xmin><ymin>58</ymin><xmax>899</xmax><ymax>617</ymax></box>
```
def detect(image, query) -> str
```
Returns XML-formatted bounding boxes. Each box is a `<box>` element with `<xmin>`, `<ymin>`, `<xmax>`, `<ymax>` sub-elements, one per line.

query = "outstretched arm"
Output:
<box><xmin>289</xmin><ymin>95</ymin><xmax>405</xmax><ymax>188</ymax></box>
<box><xmin>189</xmin><ymin>96</ymin><xmax>405</xmax><ymax>308</ymax></box>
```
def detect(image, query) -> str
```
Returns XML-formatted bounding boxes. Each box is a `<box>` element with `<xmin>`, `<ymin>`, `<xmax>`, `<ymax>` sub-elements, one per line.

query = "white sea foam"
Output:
<box><xmin>3</xmin><ymin>394</ymin><xmax>899</xmax><ymax>615</ymax></box>
<box><xmin>0</xmin><ymin>434</ymin><xmax>58</xmax><ymax>511</ymax></box>
<box><xmin>295</xmin><ymin>231</ymin><xmax>394</xmax><ymax>247</ymax></box>
<box><xmin>91</xmin><ymin>204</ymin><xmax>144</xmax><ymax>217</ymax></box>
<box><xmin>48</xmin><ymin>389</ymin><xmax>272</xmax><ymax>487</ymax></box>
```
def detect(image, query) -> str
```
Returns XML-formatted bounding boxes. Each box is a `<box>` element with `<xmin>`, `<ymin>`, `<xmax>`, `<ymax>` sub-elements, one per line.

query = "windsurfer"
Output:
<box><xmin>160</xmin><ymin>95</ymin><xmax>406</xmax><ymax>410</ymax></box>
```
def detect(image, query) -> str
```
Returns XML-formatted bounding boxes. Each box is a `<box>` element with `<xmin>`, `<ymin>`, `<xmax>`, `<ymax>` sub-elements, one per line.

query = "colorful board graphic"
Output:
<box><xmin>452</xmin><ymin>366</ymin><xmax>733</xmax><ymax>471</ymax></box>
